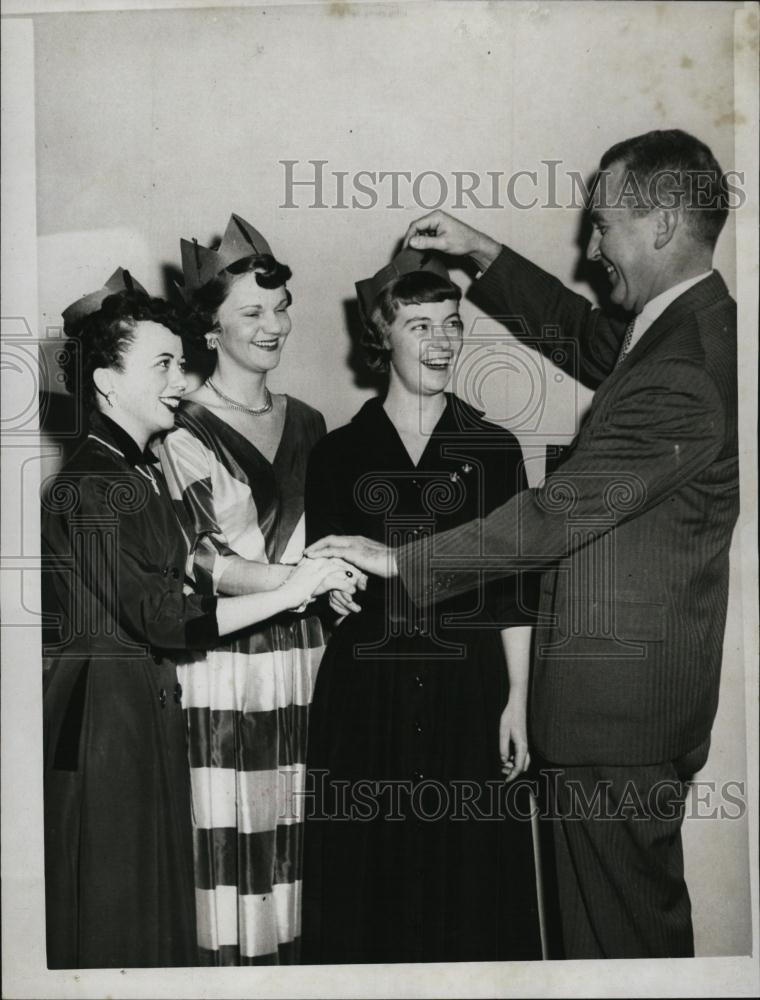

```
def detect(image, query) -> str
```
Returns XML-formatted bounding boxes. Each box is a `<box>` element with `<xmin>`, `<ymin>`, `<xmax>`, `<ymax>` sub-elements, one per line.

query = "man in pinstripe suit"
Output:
<box><xmin>308</xmin><ymin>130</ymin><xmax>739</xmax><ymax>958</ymax></box>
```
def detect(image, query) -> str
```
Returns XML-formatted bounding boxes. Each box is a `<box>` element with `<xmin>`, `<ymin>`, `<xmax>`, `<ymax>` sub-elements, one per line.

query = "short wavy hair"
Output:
<box><xmin>61</xmin><ymin>290</ymin><xmax>182</xmax><ymax>412</ymax></box>
<box><xmin>361</xmin><ymin>270</ymin><xmax>462</xmax><ymax>373</ymax></box>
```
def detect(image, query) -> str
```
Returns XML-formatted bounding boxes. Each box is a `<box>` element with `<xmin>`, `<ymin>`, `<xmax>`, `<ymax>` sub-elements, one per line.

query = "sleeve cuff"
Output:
<box><xmin>185</xmin><ymin>595</ymin><xmax>220</xmax><ymax>648</ymax></box>
<box><xmin>473</xmin><ymin>244</ymin><xmax>508</xmax><ymax>288</ymax></box>
<box><xmin>395</xmin><ymin>534</ymin><xmax>463</xmax><ymax>609</ymax></box>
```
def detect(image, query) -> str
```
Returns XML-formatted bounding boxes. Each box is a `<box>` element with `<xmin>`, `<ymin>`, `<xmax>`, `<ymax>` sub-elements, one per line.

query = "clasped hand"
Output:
<box><xmin>284</xmin><ymin>555</ymin><xmax>366</xmax><ymax>611</ymax></box>
<box><xmin>306</xmin><ymin>535</ymin><xmax>397</xmax><ymax>578</ymax></box>
<box><xmin>304</xmin><ymin>535</ymin><xmax>398</xmax><ymax>620</ymax></box>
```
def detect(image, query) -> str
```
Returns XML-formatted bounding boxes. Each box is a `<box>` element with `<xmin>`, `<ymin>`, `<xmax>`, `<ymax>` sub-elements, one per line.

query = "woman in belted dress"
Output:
<box><xmin>42</xmin><ymin>275</ymin><xmax>357</xmax><ymax>969</ymax></box>
<box><xmin>302</xmin><ymin>250</ymin><xmax>543</xmax><ymax>963</ymax></box>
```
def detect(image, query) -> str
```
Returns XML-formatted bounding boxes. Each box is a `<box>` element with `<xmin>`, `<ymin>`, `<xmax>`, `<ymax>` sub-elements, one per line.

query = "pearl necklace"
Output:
<box><xmin>205</xmin><ymin>378</ymin><xmax>273</xmax><ymax>416</ymax></box>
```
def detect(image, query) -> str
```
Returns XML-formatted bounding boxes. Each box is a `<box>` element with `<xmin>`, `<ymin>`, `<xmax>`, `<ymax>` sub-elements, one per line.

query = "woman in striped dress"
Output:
<box><xmin>158</xmin><ymin>214</ymin><xmax>335</xmax><ymax>964</ymax></box>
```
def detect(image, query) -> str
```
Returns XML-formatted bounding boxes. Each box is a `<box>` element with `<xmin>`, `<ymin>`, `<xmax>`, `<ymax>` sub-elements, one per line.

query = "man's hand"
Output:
<box><xmin>403</xmin><ymin>210</ymin><xmax>501</xmax><ymax>271</ymax></box>
<box><xmin>305</xmin><ymin>535</ymin><xmax>398</xmax><ymax>579</ymax></box>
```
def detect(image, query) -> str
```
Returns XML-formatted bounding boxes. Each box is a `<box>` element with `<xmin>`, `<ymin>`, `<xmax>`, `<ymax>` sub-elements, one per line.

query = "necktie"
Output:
<box><xmin>615</xmin><ymin>318</ymin><xmax>636</xmax><ymax>368</ymax></box>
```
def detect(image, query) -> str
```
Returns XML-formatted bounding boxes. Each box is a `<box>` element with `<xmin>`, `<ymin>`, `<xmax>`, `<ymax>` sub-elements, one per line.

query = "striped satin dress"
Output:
<box><xmin>158</xmin><ymin>396</ymin><xmax>326</xmax><ymax>964</ymax></box>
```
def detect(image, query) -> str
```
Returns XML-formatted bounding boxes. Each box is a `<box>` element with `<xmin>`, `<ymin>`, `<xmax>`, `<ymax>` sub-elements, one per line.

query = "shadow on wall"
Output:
<box><xmin>38</xmin><ymin>388</ymin><xmax>87</xmax><ymax>488</ymax></box>
<box><xmin>160</xmin><ymin>261</ymin><xmax>185</xmax><ymax>304</ymax></box>
<box><xmin>160</xmin><ymin>261</ymin><xmax>215</xmax><ymax>385</ymax></box>
<box><xmin>341</xmin><ymin>297</ymin><xmax>386</xmax><ymax>396</ymax></box>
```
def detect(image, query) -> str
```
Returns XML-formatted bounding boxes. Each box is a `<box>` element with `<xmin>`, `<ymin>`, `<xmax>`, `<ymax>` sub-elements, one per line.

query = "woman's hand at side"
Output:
<box><xmin>499</xmin><ymin>694</ymin><xmax>530</xmax><ymax>782</ymax></box>
<box><xmin>499</xmin><ymin>625</ymin><xmax>533</xmax><ymax>782</ymax></box>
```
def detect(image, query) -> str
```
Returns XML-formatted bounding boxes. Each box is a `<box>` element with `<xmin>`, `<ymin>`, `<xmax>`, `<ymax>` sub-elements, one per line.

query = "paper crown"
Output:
<box><xmin>355</xmin><ymin>248</ymin><xmax>450</xmax><ymax>323</ymax></box>
<box><xmin>62</xmin><ymin>268</ymin><xmax>147</xmax><ymax>330</ymax></box>
<box><xmin>179</xmin><ymin>213</ymin><xmax>273</xmax><ymax>298</ymax></box>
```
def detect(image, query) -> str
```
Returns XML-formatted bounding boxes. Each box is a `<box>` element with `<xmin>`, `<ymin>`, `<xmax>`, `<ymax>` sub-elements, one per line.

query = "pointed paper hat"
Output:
<box><xmin>355</xmin><ymin>248</ymin><xmax>450</xmax><ymax>323</ymax></box>
<box><xmin>180</xmin><ymin>213</ymin><xmax>273</xmax><ymax>298</ymax></box>
<box><xmin>62</xmin><ymin>267</ymin><xmax>147</xmax><ymax>330</ymax></box>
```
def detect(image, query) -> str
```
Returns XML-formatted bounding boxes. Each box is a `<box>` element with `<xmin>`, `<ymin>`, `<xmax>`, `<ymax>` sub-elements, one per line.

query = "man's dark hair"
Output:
<box><xmin>599</xmin><ymin>129</ymin><xmax>729</xmax><ymax>248</ymax></box>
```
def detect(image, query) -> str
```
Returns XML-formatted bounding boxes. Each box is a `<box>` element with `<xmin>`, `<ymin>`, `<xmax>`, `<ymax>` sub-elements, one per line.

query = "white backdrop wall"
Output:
<box><xmin>31</xmin><ymin>0</ymin><xmax>750</xmax><ymax>957</ymax></box>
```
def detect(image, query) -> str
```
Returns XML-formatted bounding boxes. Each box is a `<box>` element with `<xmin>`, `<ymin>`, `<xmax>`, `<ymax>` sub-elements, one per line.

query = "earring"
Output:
<box><xmin>205</xmin><ymin>332</ymin><xmax>219</xmax><ymax>350</ymax></box>
<box><xmin>106</xmin><ymin>391</ymin><xmax>115</xmax><ymax>408</ymax></box>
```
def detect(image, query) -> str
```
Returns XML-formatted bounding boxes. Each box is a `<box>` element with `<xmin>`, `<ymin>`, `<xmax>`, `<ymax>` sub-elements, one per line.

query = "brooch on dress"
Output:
<box><xmin>449</xmin><ymin>463</ymin><xmax>473</xmax><ymax>483</ymax></box>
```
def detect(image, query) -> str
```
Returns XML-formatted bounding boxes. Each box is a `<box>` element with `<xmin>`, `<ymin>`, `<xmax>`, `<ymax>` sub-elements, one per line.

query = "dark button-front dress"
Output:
<box><xmin>301</xmin><ymin>395</ymin><xmax>542</xmax><ymax>964</ymax></box>
<box><xmin>42</xmin><ymin>412</ymin><xmax>219</xmax><ymax>969</ymax></box>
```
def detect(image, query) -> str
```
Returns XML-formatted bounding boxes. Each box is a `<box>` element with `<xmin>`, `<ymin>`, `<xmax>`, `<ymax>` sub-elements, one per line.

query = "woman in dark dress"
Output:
<box><xmin>42</xmin><ymin>275</ymin><xmax>358</xmax><ymax>969</ymax></box>
<box><xmin>301</xmin><ymin>249</ymin><xmax>542</xmax><ymax>964</ymax></box>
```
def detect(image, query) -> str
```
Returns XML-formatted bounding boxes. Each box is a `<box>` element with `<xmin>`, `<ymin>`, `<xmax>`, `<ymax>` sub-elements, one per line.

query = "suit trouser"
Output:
<box><xmin>541</xmin><ymin>740</ymin><xmax>710</xmax><ymax>959</ymax></box>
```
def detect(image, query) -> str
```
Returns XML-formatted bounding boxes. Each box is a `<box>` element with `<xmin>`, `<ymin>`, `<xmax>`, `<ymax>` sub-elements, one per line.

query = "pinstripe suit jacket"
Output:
<box><xmin>396</xmin><ymin>247</ymin><xmax>738</xmax><ymax>765</ymax></box>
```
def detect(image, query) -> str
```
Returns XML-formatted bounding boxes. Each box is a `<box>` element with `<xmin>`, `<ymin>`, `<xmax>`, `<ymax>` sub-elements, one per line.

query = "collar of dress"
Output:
<box><xmin>87</xmin><ymin>411</ymin><xmax>160</xmax><ymax>466</ymax></box>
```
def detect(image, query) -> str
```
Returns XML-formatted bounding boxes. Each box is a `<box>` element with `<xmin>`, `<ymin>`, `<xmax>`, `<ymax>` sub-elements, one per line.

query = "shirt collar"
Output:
<box><xmin>632</xmin><ymin>270</ymin><xmax>714</xmax><ymax>345</ymax></box>
<box><xmin>88</xmin><ymin>411</ymin><xmax>160</xmax><ymax>466</ymax></box>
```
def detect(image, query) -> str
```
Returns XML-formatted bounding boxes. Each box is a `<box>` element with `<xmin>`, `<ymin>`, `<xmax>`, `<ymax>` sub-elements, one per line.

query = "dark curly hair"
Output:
<box><xmin>61</xmin><ymin>290</ymin><xmax>183</xmax><ymax>412</ymax></box>
<box><xmin>181</xmin><ymin>253</ymin><xmax>292</xmax><ymax>379</ymax></box>
<box><xmin>361</xmin><ymin>270</ymin><xmax>462</xmax><ymax>373</ymax></box>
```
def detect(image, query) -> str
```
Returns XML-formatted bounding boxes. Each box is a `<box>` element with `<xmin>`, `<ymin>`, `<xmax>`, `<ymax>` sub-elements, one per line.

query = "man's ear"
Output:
<box><xmin>653</xmin><ymin>208</ymin><xmax>679</xmax><ymax>250</ymax></box>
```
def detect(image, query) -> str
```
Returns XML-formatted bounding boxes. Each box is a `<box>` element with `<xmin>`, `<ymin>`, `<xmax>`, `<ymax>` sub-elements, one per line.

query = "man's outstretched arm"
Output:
<box><xmin>405</xmin><ymin>209</ymin><xmax>626</xmax><ymax>387</ymax></box>
<box><xmin>308</xmin><ymin>359</ymin><xmax>726</xmax><ymax>605</ymax></box>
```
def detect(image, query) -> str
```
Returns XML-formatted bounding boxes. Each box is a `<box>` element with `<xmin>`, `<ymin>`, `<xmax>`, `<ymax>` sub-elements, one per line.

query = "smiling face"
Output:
<box><xmin>587</xmin><ymin>159</ymin><xmax>662</xmax><ymax>314</ymax></box>
<box><xmin>385</xmin><ymin>299</ymin><xmax>463</xmax><ymax>397</ymax></box>
<box><xmin>100</xmin><ymin>320</ymin><xmax>187</xmax><ymax>447</ymax></box>
<box><xmin>213</xmin><ymin>271</ymin><xmax>291</xmax><ymax>375</ymax></box>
